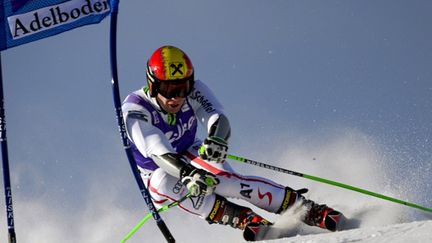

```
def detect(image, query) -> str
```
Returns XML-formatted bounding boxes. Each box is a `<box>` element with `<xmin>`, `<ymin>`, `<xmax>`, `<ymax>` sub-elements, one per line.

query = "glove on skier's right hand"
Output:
<box><xmin>180</xmin><ymin>164</ymin><xmax>219</xmax><ymax>197</ymax></box>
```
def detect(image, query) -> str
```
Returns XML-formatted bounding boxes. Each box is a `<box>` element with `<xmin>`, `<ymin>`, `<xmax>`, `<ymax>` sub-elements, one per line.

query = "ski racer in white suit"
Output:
<box><xmin>122</xmin><ymin>46</ymin><xmax>343</xmax><ymax>241</ymax></box>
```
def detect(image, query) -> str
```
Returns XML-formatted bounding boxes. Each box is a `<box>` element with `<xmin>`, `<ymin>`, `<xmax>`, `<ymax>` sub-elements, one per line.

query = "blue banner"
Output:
<box><xmin>1</xmin><ymin>0</ymin><xmax>112</xmax><ymax>51</ymax></box>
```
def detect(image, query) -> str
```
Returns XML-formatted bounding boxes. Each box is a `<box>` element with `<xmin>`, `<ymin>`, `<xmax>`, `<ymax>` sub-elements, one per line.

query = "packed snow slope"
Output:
<box><xmin>229</xmin><ymin>130</ymin><xmax>432</xmax><ymax>243</ymax></box>
<box><xmin>259</xmin><ymin>220</ymin><xmax>432</xmax><ymax>243</ymax></box>
<box><xmin>1</xmin><ymin>128</ymin><xmax>430</xmax><ymax>243</ymax></box>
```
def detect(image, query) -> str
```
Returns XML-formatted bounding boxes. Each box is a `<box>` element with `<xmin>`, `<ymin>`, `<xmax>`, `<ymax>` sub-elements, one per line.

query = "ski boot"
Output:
<box><xmin>277</xmin><ymin>187</ymin><xmax>345</xmax><ymax>232</ymax></box>
<box><xmin>206</xmin><ymin>195</ymin><xmax>271</xmax><ymax>230</ymax></box>
<box><xmin>302</xmin><ymin>198</ymin><xmax>344</xmax><ymax>232</ymax></box>
<box><xmin>206</xmin><ymin>195</ymin><xmax>272</xmax><ymax>241</ymax></box>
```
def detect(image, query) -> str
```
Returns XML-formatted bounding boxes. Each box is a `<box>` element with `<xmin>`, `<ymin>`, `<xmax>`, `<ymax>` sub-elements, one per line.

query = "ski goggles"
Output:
<box><xmin>157</xmin><ymin>79</ymin><xmax>194</xmax><ymax>99</ymax></box>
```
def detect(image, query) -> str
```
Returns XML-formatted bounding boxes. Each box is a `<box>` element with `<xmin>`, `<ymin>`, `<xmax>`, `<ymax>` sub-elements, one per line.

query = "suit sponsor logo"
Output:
<box><xmin>257</xmin><ymin>188</ymin><xmax>273</xmax><ymax>206</ymax></box>
<box><xmin>189</xmin><ymin>196</ymin><xmax>204</xmax><ymax>210</ymax></box>
<box><xmin>152</xmin><ymin>111</ymin><xmax>160</xmax><ymax>124</ymax></box>
<box><xmin>208</xmin><ymin>199</ymin><xmax>221</xmax><ymax>221</ymax></box>
<box><xmin>240</xmin><ymin>183</ymin><xmax>253</xmax><ymax>199</ymax></box>
<box><xmin>280</xmin><ymin>191</ymin><xmax>291</xmax><ymax>211</ymax></box>
<box><xmin>189</xmin><ymin>90</ymin><xmax>215</xmax><ymax>113</ymax></box>
<box><xmin>166</xmin><ymin>116</ymin><xmax>196</xmax><ymax>143</ymax></box>
<box><xmin>172</xmin><ymin>180</ymin><xmax>183</xmax><ymax>194</ymax></box>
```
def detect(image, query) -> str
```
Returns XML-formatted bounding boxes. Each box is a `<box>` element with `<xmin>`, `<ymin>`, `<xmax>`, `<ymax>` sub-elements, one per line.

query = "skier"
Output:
<box><xmin>122</xmin><ymin>45</ymin><xmax>344</xmax><ymax>241</ymax></box>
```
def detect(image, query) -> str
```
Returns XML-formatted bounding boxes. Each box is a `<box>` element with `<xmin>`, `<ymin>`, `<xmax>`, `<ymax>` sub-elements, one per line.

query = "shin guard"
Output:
<box><xmin>275</xmin><ymin>187</ymin><xmax>304</xmax><ymax>214</ymax></box>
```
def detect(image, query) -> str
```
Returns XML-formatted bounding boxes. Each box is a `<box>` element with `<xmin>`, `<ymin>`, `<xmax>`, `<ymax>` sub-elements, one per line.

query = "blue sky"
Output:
<box><xmin>1</xmin><ymin>1</ymin><xmax>431</xmax><ymax>242</ymax></box>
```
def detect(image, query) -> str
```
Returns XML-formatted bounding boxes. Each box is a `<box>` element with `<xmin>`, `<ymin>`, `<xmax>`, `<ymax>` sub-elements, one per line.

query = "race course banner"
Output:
<box><xmin>1</xmin><ymin>0</ymin><xmax>111</xmax><ymax>51</ymax></box>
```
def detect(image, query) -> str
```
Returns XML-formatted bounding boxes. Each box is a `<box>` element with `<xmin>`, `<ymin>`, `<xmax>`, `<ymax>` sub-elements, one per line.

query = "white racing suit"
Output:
<box><xmin>122</xmin><ymin>80</ymin><xmax>288</xmax><ymax>221</ymax></box>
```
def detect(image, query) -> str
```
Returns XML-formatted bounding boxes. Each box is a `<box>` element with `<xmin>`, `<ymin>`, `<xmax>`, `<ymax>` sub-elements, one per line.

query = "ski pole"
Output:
<box><xmin>227</xmin><ymin>154</ymin><xmax>432</xmax><ymax>213</ymax></box>
<box><xmin>121</xmin><ymin>193</ymin><xmax>192</xmax><ymax>243</ymax></box>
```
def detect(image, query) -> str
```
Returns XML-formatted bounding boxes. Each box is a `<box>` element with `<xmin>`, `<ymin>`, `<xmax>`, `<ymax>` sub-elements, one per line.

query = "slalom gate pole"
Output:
<box><xmin>227</xmin><ymin>154</ymin><xmax>432</xmax><ymax>213</ymax></box>
<box><xmin>108</xmin><ymin>1</ymin><xmax>175</xmax><ymax>242</ymax></box>
<box><xmin>0</xmin><ymin>54</ymin><xmax>17</xmax><ymax>243</ymax></box>
<box><xmin>121</xmin><ymin>193</ymin><xmax>192</xmax><ymax>243</ymax></box>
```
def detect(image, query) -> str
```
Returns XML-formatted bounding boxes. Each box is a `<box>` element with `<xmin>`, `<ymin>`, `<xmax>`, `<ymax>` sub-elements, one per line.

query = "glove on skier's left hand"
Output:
<box><xmin>198</xmin><ymin>136</ymin><xmax>228</xmax><ymax>163</ymax></box>
<box><xmin>180</xmin><ymin>164</ymin><xmax>219</xmax><ymax>197</ymax></box>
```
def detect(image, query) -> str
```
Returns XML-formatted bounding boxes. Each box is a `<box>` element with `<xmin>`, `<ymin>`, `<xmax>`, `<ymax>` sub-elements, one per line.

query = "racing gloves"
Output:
<box><xmin>180</xmin><ymin>163</ymin><xmax>220</xmax><ymax>197</ymax></box>
<box><xmin>199</xmin><ymin>136</ymin><xmax>228</xmax><ymax>163</ymax></box>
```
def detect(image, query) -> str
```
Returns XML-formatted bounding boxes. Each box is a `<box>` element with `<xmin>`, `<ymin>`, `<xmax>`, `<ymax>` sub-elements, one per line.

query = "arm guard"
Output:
<box><xmin>208</xmin><ymin>114</ymin><xmax>231</xmax><ymax>141</ymax></box>
<box><xmin>151</xmin><ymin>153</ymin><xmax>188</xmax><ymax>178</ymax></box>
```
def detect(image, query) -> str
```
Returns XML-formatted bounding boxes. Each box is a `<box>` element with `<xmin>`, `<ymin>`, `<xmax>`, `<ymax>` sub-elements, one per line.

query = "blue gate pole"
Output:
<box><xmin>108</xmin><ymin>1</ymin><xmax>175</xmax><ymax>242</ymax></box>
<box><xmin>0</xmin><ymin>53</ymin><xmax>17</xmax><ymax>243</ymax></box>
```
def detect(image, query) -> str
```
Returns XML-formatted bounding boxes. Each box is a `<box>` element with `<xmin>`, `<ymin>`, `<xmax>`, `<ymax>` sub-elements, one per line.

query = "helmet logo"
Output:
<box><xmin>169</xmin><ymin>62</ymin><xmax>184</xmax><ymax>78</ymax></box>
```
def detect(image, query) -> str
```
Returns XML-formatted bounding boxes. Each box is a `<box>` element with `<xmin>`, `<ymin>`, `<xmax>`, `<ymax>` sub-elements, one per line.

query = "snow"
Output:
<box><xmin>249</xmin><ymin>198</ymin><xmax>432</xmax><ymax>243</ymax></box>
<box><xmin>2</xmin><ymin>127</ymin><xmax>430</xmax><ymax>243</ymax></box>
<box><xmin>245</xmin><ymin>131</ymin><xmax>432</xmax><ymax>243</ymax></box>
<box><xmin>260</xmin><ymin>220</ymin><xmax>432</xmax><ymax>243</ymax></box>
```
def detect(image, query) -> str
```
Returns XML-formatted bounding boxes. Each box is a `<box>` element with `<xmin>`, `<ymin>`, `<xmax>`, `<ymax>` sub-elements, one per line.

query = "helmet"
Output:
<box><xmin>146</xmin><ymin>45</ymin><xmax>195</xmax><ymax>98</ymax></box>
